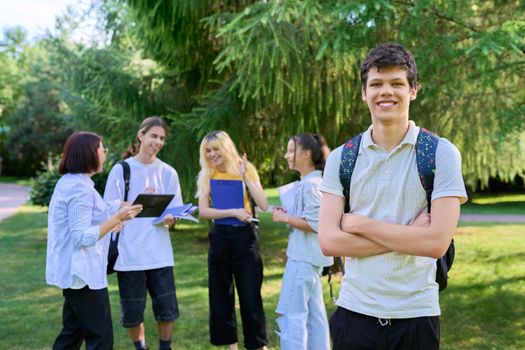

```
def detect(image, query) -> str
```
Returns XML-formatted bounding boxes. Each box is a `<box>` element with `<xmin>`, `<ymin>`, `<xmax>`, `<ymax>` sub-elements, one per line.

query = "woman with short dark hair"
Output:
<box><xmin>46</xmin><ymin>131</ymin><xmax>142</xmax><ymax>350</ymax></box>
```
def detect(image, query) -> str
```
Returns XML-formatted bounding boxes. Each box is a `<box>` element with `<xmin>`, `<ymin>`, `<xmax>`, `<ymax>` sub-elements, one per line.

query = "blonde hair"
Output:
<box><xmin>196</xmin><ymin>130</ymin><xmax>243</xmax><ymax>198</ymax></box>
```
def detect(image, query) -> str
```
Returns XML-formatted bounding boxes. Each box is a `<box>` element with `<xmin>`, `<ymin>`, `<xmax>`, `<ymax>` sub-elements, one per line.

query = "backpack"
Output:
<box><xmin>322</xmin><ymin>256</ymin><xmax>345</xmax><ymax>303</ymax></box>
<box><xmin>339</xmin><ymin>128</ymin><xmax>455</xmax><ymax>292</ymax></box>
<box><xmin>106</xmin><ymin>160</ymin><xmax>130</xmax><ymax>275</ymax></box>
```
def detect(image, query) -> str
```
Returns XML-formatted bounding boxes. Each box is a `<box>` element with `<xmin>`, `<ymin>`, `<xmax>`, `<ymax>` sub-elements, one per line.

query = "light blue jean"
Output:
<box><xmin>276</xmin><ymin>259</ymin><xmax>330</xmax><ymax>350</ymax></box>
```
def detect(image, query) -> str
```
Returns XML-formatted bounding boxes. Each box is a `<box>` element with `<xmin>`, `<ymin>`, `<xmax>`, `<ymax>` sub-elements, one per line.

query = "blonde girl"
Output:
<box><xmin>197</xmin><ymin>130</ymin><xmax>269</xmax><ymax>350</ymax></box>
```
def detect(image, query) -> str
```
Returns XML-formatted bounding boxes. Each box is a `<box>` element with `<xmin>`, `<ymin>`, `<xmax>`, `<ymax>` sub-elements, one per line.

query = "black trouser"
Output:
<box><xmin>53</xmin><ymin>287</ymin><xmax>113</xmax><ymax>350</ymax></box>
<box><xmin>330</xmin><ymin>307</ymin><xmax>440</xmax><ymax>350</ymax></box>
<box><xmin>208</xmin><ymin>224</ymin><xmax>268</xmax><ymax>349</ymax></box>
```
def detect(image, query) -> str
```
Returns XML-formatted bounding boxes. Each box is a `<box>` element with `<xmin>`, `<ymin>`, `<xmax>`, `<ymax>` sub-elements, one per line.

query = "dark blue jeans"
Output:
<box><xmin>208</xmin><ymin>224</ymin><xmax>268</xmax><ymax>349</ymax></box>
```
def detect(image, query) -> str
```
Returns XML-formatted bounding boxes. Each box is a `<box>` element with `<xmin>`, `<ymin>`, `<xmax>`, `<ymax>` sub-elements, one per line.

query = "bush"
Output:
<box><xmin>30</xmin><ymin>162</ymin><xmax>61</xmax><ymax>207</ymax></box>
<box><xmin>30</xmin><ymin>156</ymin><xmax>116</xmax><ymax>207</ymax></box>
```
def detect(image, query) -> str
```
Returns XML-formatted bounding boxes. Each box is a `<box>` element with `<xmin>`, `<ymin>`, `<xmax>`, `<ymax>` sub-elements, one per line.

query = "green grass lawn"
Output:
<box><xmin>0</xmin><ymin>176</ymin><xmax>32</xmax><ymax>186</ymax></box>
<box><xmin>0</xmin><ymin>199</ymin><xmax>524</xmax><ymax>349</ymax></box>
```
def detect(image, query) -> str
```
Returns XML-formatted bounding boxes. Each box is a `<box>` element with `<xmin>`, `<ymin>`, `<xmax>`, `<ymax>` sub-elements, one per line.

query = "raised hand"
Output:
<box><xmin>239</xmin><ymin>153</ymin><xmax>248</xmax><ymax>179</ymax></box>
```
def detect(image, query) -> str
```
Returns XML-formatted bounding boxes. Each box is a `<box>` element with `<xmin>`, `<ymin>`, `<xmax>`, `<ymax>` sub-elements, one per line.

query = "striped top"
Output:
<box><xmin>320</xmin><ymin>121</ymin><xmax>467</xmax><ymax>318</ymax></box>
<box><xmin>286</xmin><ymin>170</ymin><xmax>333</xmax><ymax>267</ymax></box>
<box><xmin>46</xmin><ymin>173</ymin><xmax>117</xmax><ymax>290</ymax></box>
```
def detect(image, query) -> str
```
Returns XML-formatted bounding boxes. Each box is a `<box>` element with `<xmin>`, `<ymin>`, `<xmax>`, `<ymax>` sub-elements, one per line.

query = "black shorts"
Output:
<box><xmin>117</xmin><ymin>267</ymin><xmax>179</xmax><ymax>327</ymax></box>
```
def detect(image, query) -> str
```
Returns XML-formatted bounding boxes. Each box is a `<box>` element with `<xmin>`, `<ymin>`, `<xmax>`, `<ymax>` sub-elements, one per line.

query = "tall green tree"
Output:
<box><xmin>0</xmin><ymin>29</ymin><xmax>76</xmax><ymax>176</ymax></box>
<box><xmin>122</xmin><ymin>0</ymin><xmax>525</xmax><ymax>193</ymax></box>
<box><xmin>51</xmin><ymin>0</ymin><xmax>524</xmax><ymax>198</ymax></box>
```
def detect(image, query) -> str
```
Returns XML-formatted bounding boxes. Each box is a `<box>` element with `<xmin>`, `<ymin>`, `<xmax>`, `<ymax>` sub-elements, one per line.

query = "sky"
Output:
<box><xmin>0</xmin><ymin>0</ymin><xmax>78</xmax><ymax>39</ymax></box>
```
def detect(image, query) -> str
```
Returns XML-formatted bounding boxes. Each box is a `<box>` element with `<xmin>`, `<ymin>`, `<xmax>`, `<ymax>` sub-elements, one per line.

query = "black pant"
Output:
<box><xmin>208</xmin><ymin>224</ymin><xmax>268</xmax><ymax>349</ymax></box>
<box><xmin>330</xmin><ymin>307</ymin><xmax>440</xmax><ymax>350</ymax></box>
<box><xmin>53</xmin><ymin>287</ymin><xmax>113</xmax><ymax>350</ymax></box>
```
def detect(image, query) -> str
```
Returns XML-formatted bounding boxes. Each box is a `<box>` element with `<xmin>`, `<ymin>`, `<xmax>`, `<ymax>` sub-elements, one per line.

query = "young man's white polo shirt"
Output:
<box><xmin>320</xmin><ymin>120</ymin><xmax>467</xmax><ymax>319</ymax></box>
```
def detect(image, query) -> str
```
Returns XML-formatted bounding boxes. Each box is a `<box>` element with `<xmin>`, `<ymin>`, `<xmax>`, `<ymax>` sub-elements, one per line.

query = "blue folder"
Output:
<box><xmin>210</xmin><ymin>179</ymin><xmax>245</xmax><ymax>226</ymax></box>
<box><xmin>151</xmin><ymin>204</ymin><xmax>199</xmax><ymax>225</ymax></box>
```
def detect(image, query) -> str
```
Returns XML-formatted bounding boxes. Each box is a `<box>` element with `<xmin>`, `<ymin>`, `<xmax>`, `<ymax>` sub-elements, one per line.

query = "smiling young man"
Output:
<box><xmin>318</xmin><ymin>43</ymin><xmax>468</xmax><ymax>349</ymax></box>
<box><xmin>104</xmin><ymin>117</ymin><xmax>183</xmax><ymax>350</ymax></box>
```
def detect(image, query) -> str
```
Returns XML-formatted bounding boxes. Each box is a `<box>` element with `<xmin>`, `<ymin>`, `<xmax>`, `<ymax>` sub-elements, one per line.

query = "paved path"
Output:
<box><xmin>0</xmin><ymin>183</ymin><xmax>31</xmax><ymax>222</ymax></box>
<box><xmin>1</xmin><ymin>182</ymin><xmax>525</xmax><ymax>223</ymax></box>
<box><xmin>460</xmin><ymin>214</ymin><xmax>525</xmax><ymax>223</ymax></box>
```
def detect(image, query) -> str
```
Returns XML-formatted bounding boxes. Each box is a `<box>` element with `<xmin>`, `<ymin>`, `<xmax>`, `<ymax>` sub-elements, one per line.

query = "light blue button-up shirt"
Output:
<box><xmin>46</xmin><ymin>173</ymin><xmax>117</xmax><ymax>290</ymax></box>
<box><xmin>286</xmin><ymin>170</ymin><xmax>333</xmax><ymax>267</ymax></box>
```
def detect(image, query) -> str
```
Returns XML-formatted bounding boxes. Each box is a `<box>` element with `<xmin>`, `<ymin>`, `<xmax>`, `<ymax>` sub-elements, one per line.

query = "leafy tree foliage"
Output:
<box><xmin>5</xmin><ymin>1</ymin><xmax>523</xmax><ymax>198</ymax></box>
<box><xmin>0</xmin><ymin>29</ymin><xmax>75</xmax><ymax>176</ymax></box>
<box><xmin>118</xmin><ymin>0</ymin><xmax>524</xmax><ymax>194</ymax></box>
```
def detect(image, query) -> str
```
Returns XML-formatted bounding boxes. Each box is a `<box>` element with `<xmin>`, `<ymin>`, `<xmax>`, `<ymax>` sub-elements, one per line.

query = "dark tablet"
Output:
<box><xmin>131</xmin><ymin>194</ymin><xmax>175</xmax><ymax>218</ymax></box>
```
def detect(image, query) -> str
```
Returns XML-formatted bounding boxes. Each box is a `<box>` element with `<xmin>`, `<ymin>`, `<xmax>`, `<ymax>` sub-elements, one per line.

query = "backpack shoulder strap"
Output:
<box><xmin>339</xmin><ymin>133</ymin><xmax>363</xmax><ymax>213</ymax></box>
<box><xmin>416</xmin><ymin>128</ymin><xmax>456</xmax><ymax>292</ymax></box>
<box><xmin>118</xmin><ymin>160</ymin><xmax>131</xmax><ymax>202</ymax></box>
<box><xmin>415</xmin><ymin>128</ymin><xmax>439</xmax><ymax>212</ymax></box>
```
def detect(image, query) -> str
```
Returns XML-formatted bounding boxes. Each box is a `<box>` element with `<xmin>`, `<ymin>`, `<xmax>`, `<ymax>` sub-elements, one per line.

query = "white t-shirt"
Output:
<box><xmin>103</xmin><ymin>157</ymin><xmax>183</xmax><ymax>271</ymax></box>
<box><xmin>320</xmin><ymin>121</ymin><xmax>468</xmax><ymax>319</ymax></box>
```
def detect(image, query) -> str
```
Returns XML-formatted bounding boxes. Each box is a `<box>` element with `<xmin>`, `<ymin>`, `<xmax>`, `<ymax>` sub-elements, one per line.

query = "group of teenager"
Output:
<box><xmin>45</xmin><ymin>42</ymin><xmax>467</xmax><ymax>350</ymax></box>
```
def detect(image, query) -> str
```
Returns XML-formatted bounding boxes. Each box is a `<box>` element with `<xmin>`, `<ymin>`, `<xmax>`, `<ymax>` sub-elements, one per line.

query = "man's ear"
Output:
<box><xmin>410</xmin><ymin>83</ymin><xmax>420</xmax><ymax>101</ymax></box>
<box><xmin>361</xmin><ymin>87</ymin><xmax>367</xmax><ymax>101</ymax></box>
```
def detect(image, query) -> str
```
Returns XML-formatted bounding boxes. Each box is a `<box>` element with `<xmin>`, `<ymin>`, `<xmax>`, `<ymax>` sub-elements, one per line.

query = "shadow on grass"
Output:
<box><xmin>483</xmin><ymin>251</ymin><xmax>525</xmax><ymax>264</ymax></box>
<box><xmin>461</xmin><ymin>201</ymin><xmax>525</xmax><ymax>215</ymax></box>
<box><xmin>441</xmin><ymin>279</ymin><xmax>525</xmax><ymax>349</ymax></box>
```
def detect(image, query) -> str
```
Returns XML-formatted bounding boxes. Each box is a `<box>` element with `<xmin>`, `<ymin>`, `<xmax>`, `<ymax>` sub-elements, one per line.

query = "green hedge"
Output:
<box><xmin>30</xmin><ymin>156</ymin><xmax>116</xmax><ymax>207</ymax></box>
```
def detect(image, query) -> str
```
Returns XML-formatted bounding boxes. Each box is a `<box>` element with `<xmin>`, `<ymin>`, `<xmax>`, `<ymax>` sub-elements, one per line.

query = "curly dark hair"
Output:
<box><xmin>360</xmin><ymin>42</ymin><xmax>419</xmax><ymax>90</ymax></box>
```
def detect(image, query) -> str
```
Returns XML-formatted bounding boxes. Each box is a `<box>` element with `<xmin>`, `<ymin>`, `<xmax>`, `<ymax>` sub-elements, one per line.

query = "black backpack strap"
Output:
<box><xmin>339</xmin><ymin>133</ymin><xmax>363</xmax><ymax>213</ymax></box>
<box><xmin>415</xmin><ymin>128</ymin><xmax>438</xmax><ymax>213</ymax></box>
<box><xmin>107</xmin><ymin>160</ymin><xmax>130</xmax><ymax>274</ymax></box>
<box><xmin>118</xmin><ymin>160</ymin><xmax>131</xmax><ymax>201</ymax></box>
<box><xmin>415</xmin><ymin>128</ymin><xmax>454</xmax><ymax>291</ymax></box>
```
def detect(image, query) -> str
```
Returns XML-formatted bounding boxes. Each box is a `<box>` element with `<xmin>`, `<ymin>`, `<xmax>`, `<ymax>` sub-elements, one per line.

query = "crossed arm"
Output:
<box><xmin>318</xmin><ymin>192</ymin><xmax>461</xmax><ymax>259</ymax></box>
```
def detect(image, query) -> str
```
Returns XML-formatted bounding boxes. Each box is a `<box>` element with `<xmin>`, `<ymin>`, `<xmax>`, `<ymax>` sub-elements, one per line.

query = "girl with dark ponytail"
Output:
<box><xmin>272</xmin><ymin>133</ymin><xmax>333</xmax><ymax>350</ymax></box>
